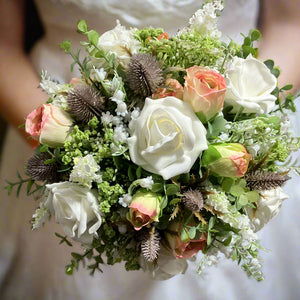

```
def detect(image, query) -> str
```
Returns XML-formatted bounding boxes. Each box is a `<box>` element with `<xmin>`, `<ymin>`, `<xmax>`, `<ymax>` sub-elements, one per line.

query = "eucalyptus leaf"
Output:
<box><xmin>238</xmin><ymin>194</ymin><xmax>248</xmax><ymax>206</ymax></box>
<box><xmin>166</xmin><ymin>184</ymin><xmax>180</xmax><ymax>196</ymax></box>
<box><xmin>230</xmin><ymin>185</ymin><xmax>245</xmax><ymax>197</ymax></box>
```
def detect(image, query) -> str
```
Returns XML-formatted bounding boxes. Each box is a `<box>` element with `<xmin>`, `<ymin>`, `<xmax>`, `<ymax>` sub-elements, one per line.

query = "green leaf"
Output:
<box><xmin>87</xmin><ymin>30</ymin><xmax>99</xmax><ymax>46</ymax></box>
<box><xmin>136</xmin><ymin>166</ymin><xmax>142</xmax><ymax>179</ymax></box>
<box><xmin>264</xmin><ymin>59</ymin><xmax>274</xmax><ymax>71</ymax></box>
<box><xmin>77</xmin><ymin>20</ymin><xmax>88</xmax><ymax>33</ymax></box>
<box><xmin>230</xmin><ymin>185</ymin><xmax>245</xmax><ymax>197</ymax></box>
<box><xmin>180</xmin><ymin>227</ymin><xmax>189</xmax><ymax>243</ymax></box>
<box><xmin>238</xmin><ymin>194</ymin><xmax>248</xmax><ymax>206</ymax></box>
<box><xmin>245</xmin><ymin>191</ymin><xmax>260</xmax><ymax>203</ymax></box>
<box><xmin>60</xmin><ymin>41</ymin><xmax>71</xmax><ymax>52</ymax></box>
<box><xmin>243</xmin><ymin>37</ymin><xmax>251</xmax><ymax>46</ymax></box>
<box><xmin>44</xmin><ymin>159</ymin><xmax>55</xmax><ymax>165</ymax></box>
<box><xmin>40</xmin><ymin>144</ymin><xmax>49</xmax><ymax>153</ymax></box>
<box><xmin>26</xmin><ymin>179</ymin><xmax>34</xmax><ymax>195</ymax></box>
<box><xmin>160</xmin><ymin>195</ymin><xmax>168</xmax><ymax>210</ymax></box>
<box><xmin>250</xmin><ymin>29</ymin><xmax>262</xmax><ymax>41</ymax></box>
<box><xmin>208</xmin><ymin>216</ymin><xmax>215</xmax><ymax>230</ymax></box>
<box><xmin>128</xmin><ymin>166</ymin><xmax>135</xmax><ymax>181</ymax></box>
<box><xmin>169</xmin><ymin>198</ymin><xmax>181</xmax><ymax>205</ymax></box>
<box><xmin>165</xmin><ymin>184</ymin><xmax>180</xmax><ymax>196</ymax></box>
<box><xmin>188</xmin><ymin>227</ymin><xmax>196</xmax><ymax>239</ymax></box>
<box><xmin>221</xmin><ymin>177</ymin><xmax>235</xmax><ymax>192</ymax></box>
<box><xmin>223</xmin><ymin>235</ymin><xmax>232</xmax><ymax>247</ymax></box>
<box><xmin>281</xmin><ymin>84</ymin><xmax>293</xmax><ymax>91</ymax></box>
<box><xmin>271</xmin><ymin>67</ymin><xmax>280</xmax><ymax>78</ymax></box>
<box><xmin>207</xmin><ymin>231</ymin><xmax>212</xmax><ymax>246</ymax></box>
<box><xmin>151</xmin><ymin>183</ymin><xmax>163</xmax><ymax>193</ymax></box>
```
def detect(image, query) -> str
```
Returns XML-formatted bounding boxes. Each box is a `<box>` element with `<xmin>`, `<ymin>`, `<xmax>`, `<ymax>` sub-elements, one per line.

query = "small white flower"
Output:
<box><xmin>111</xmin><ymin>90</ymin><xmax>124</xmax><ymax>102</ymax></box>
<box><xmin>139</xmin><ymin>176</ymin><xmax>154</xmax><ymax>189</ymax></box>
<box><xmin>113</xmin><ymin>125</ymin><xmax>128</xmax><ymax>143</ymax></box>
<box><xmin>118</xmin><ymin>194</ymin><xmax>132</xmax><ymax>207</ymax></box>
<box><xmin>92</xmin><ymin>67</ymin><xmax>107</xmax><ymax>82</ymax></box>
<box><xmin>116</xmin><ymin>101</ymin><xmax>128</xmax><ymax>116</ymax></box>
<box><xmin>32</xmin><ymin>202</ymin><xmax>50</xmax><ymax>230</ymax></box>
<box><xmin>70</xmin><ymin>154</ymin><xmax>102</xmax><ymax>188</ymax></box>
<box><xmin>101</xmin><ymin>111</ymin><xmax>114</xmax><ymax>125</ymax></box>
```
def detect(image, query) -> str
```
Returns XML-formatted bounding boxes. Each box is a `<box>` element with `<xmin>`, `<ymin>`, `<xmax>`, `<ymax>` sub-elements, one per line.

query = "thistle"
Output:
<box><xmin>182</xmin><ymin>189</ymin><xmax>204</xmax><ymax>212</ymax></box>
<box><xmin>26</xmin><ymin>153</ymin><xmax>58</xmax><ymax>183</ymax></box>
<box><xmin>245</xmin><ymin>171</ymin><xmax>290</xmax><ymax>191</ymax></box>
<box><xmin>127</xmin><ymin>53</ymin><xmax>164</xmax><ymax>98</ymax></box>
<box><xmin>67</xmin><ymin>84</ymin><xmax>104</xmax><ymax>123</ymax></box>
<box><xmin>140</xmin><ymin>227</ymin><xmax>160</xmax><ymax>262</ymax></box>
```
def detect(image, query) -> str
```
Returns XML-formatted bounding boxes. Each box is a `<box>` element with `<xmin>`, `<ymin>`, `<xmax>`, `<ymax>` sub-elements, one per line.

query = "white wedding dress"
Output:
<box><xmin>1</xmin><ymin>1</ymin><xmax>300</xmax><ymax>299</ymax></box>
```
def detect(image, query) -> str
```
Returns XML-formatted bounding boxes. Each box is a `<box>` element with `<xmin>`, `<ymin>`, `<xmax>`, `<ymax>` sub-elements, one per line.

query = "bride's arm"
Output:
<box><xmin>0</xmin><ymin>0</ymin><xmax>47</xmax><ymax>144</ymax></box>
<box><xmin>259</xmin><ymin>0</ymin><xmax>300</xmax><ymax>91</ymax></box>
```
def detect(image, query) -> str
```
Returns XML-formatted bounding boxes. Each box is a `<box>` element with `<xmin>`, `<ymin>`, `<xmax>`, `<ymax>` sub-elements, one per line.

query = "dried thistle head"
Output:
<box><xmin>182</xmin><ymin>189</ymin><xmax>204</xmax><ymax>212</ymax></box>
<box><xmin>140</xmin><ymin>228</ymin><xmax>160</xmax><ymax>262</ymax></box>
<box><xmin>67</xmin><ymin>84</ymin><xmax>104</xmax><ymax>123</ymax></box>
<box><xmin>26</xmin><ymin>153</ymin><xmax>58</xmax><ymax>183</ymax></box>
<box><xmin>127</xmin><ymin>53</ymin><xmax>164</xmax><ymax>98</ymax></box>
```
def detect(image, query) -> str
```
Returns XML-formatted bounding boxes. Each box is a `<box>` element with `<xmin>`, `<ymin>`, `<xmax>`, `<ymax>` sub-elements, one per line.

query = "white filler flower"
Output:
<box><xmin>128</xmin><ymin>97</ymin><xmax>207</xmax><ymax>180</ymax></box>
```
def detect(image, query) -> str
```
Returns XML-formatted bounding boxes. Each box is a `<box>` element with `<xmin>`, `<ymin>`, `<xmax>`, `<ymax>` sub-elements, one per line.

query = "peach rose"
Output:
<box><xmin>25</xmin><ymin>104</ymin><xmax>74</xmax><ymax>147</ymax></box>
<box><xmin>152</xmin><ymin>78</ymin><xmax>184</xmax><ymax>100</ymax></box>
<box><xmin>165</xmin><ymin>222</ymin><xmax>207</xmax><ymax>259</ymax></box>
<box><xmin>183</xmin><ymin>66</ymin><xmax>226</xmax><ymax>123</ymax></box>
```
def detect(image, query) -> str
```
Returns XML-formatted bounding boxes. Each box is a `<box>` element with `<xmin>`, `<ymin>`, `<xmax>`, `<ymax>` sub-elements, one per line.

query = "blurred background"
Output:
<box><xmin>0</xmin><ymin>0</ymin><xmax>43</xmax><ymax>163</ymax></box>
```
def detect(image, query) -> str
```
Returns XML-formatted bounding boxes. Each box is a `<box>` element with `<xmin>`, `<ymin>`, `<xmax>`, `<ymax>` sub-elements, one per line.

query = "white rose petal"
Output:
<box><xmin>45</xmin><ymin>182</ymin><xmax>102</xmax><ymax>245</ymax></box>
<box><xmin>224</xmin><ymin>54</ymin><xmax>277</xmax><ymax>114</ymax></box>
<box><xmin>247</xmin><ymin>187</ymin><xmax>288</xmax><ymax>232</ymax></box>
<box><xmin>128</xmin><ymin>97</ymin><xmax>208</xmax><ymax>180</ymax></box>
<box><xmin>139</xmin><ymin>247</ymin><xmax>188</xmax><ymax>280</ymax></box>
<box><xmin>97</xmin><ymin>21</ymin><xmax>141</xmax><ymax>66</ymax></box>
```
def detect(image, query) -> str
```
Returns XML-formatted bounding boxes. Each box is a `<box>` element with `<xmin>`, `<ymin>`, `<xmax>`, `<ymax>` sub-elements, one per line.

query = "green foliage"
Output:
<box><xmin>4</xmin><ymin>171</ymin><xmax>45</xmax><ymax>199</ymax></box>
<box><xmin>238</xmin><ymin>29</ymin><xmax>262</xmax><ymax>58</ymax></box>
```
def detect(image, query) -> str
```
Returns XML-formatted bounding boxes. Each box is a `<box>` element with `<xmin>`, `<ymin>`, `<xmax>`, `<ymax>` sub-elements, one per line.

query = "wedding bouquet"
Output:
<box><xmin>6</xmin><ymin>0</ymin><xmax>300</xmax><ymax>281</ymax></box>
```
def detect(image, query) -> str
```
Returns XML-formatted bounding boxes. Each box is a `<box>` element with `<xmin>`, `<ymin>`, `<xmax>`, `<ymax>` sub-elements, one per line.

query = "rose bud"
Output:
<box><xmin>202</xmin><ymin>143</ymin><xmax>251</xmax><ymax>177</ymax></box>
<box><xmin>127</xmin><ymin>190</ymin><xmax>160</xmax><ymax>231</ymax></box>
<box><xmin>152</xmin><ymin>78</ymin><xmax>184</xmax><ymax>100</ymax></box>
<box><xmin>183</xmin><ymin>66</ymin><xmax>226</xmax><ymax>123</ymax></box>
<box><xmin>165</xmin><ymin>221</ymin><xmax>207</xmax><ymax>259</ymax></box>
<box><xmin>25</xmin><ymin>104</ymin><xmax>74</xmax><ymax>147</ymax></box>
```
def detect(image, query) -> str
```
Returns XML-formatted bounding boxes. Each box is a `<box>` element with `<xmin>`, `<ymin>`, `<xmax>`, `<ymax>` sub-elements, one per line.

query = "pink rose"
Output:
<box><xmin>152</xmin><ymin>78</ymin><xmax>184</xmax><ymax>100</ymax></box>
<box><xmin>166</xmin><ymin>222</ymin><xmax>207</xmax><ymax>259</ymax></box>
<box><xmin>202</xmin><ymin>143</ymin><xmax>251</xmax><ymax>177</ymax></box>
<box><xmin>25</xmin><ymin>104</ymin><xmax>74</xmax><ymax>147</ymax></box>
<box><xmin>183</xmin><ymin>66</ymin><xmax>226</xmax><ymax>123</ymax></box>
<box><xmin>126</xmin><ymin>191</ymin><xmax>160</xmax><ymax>231</ymax></box>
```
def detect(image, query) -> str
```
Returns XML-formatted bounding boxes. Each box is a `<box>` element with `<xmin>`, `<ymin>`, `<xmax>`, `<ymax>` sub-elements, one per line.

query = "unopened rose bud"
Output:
<box><xmin>25</xmin><ymin>104</ymin><xmax>74</xmax><ymax>147</ymax></box>
<box><xmin>202</xmin><ymin>143</ymin><xmax>251</xmax><ymax>177</ymax></box>
<box><xmin>126</xmin><ymin>190</ymin><xmax>160</xmax><ymax>231</ymax></box>
<box><xmin>165</xmin><ymin>221</ymin><xmax>207</xmax><ymax>259</ymax></box>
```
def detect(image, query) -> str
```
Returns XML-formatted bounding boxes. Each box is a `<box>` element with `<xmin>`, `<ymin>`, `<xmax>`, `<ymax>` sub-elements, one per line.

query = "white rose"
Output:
<box><xmin>97</xmin><ymin>21</ymin><xmax>141</xmax><ymax>66</ymax></box>
<box><xmin>128</xmin><ymin>97</ymin><xmax>208</xmax><ymax>180</ymax></box>
<box><xmin>45</xmin><ymin>182</ymin><xmax>102</xmax><ymax>244</ymax></box>
<box><xmin>247</xmin><ymin>187</ymin><xmax>288</xmax><ymax>232</ymax></box>
<box><xmin>224</xmin><ymin>54</ymin><xmax>277</xmax><ymax>114</ymax></box>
